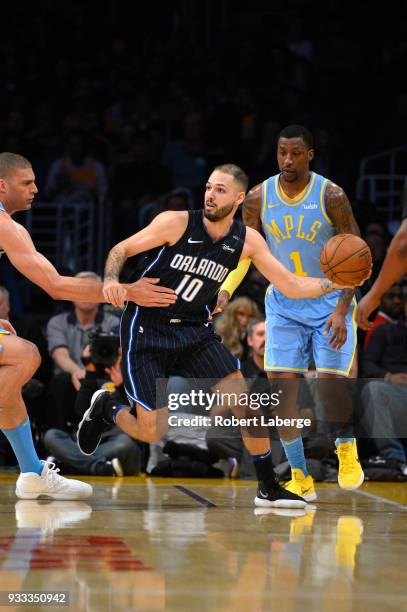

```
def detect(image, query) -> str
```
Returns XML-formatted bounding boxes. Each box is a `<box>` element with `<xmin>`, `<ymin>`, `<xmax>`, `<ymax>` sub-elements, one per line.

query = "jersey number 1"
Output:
<box><xmin>174</xmin><ymin>274</ymin><xmax>204</xmax><ymax>302</ymax></box>
<box><xmin>289</xmin><ymin>251</ymin><xmax>308</xmax><ymax>276</ymax></box>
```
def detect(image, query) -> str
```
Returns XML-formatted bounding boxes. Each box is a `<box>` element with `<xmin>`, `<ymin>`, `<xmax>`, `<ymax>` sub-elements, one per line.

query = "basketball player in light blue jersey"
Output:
<box><xmin>219</xmin><ymin>125</ymin><xmax>365</xmax><ymax>501</ymax></box>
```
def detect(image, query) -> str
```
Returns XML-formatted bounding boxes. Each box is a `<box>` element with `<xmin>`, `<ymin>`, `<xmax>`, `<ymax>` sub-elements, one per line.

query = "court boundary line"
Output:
<box><xmin>353</xmin><ymin>488</ymin><xmax>407</xmax><ymax>510</ymax></box>
<box><xmin>174</xmin><ymin>485</ymin><xmax>217</xmax><ymax>508</ymax></box>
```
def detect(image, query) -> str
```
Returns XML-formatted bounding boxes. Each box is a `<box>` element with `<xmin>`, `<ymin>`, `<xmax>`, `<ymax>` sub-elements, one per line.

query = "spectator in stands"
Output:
<box><xmin>241</xmin><ymin>316</ymin><xmax>266</xmax><ymax>380</ymax></box>
<box><xmin>45</xmin><ymin>271</ymin><xmax>120</xmax><ymax>430</ymax></box>
<box><xmin>360</xmin><ymin>296</ymin><xmax>407</xmax><ymax>472</ymax></box>
<box><xmin>215</xmin><ymin>296</ymin><xmax>260</xmax><ymax>360</ymax></box>
<box><xmin>111</xmin><ymin>126</ymin><xmax>171</xmax><ymax>238</ymax></box>
<box><xmin>162</xmin><ymin>111</ymin><xmax>208</xmax><ymax>195</ymax></box>
<box><xmin>44</xmin><ymin>347</ymin><xmax>142</xmax><ymax>476</ymax></box>
<box><xmin>44</xmin><ymin>130</ymin><xmax>108</xmax><ymax>204</ymax></box>
<box><xmin>138</xmin><ymin>187</ymin><xmax>193</xmax><ymax>230</ymax></box>
<box><xmin>363</xmin><ymin>283</ymin><xmax>404</xmax><ymax>349</ymax></box>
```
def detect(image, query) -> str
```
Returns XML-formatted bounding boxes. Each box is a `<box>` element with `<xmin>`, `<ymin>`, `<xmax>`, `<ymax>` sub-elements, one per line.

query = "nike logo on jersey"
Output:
<box><xmin>188</xmin><ymin>238</ymin><xmax>204</xmax><ymax>243</ymax></box>
<box><xmin>268</xmin><ymin>203</ymin><xmax>280</xmax><ymax>208</ymax></box>
<box><xmin>204</xmin><ymin>322</ymin><xmax>210</xmax><ymax>327</ymax></box>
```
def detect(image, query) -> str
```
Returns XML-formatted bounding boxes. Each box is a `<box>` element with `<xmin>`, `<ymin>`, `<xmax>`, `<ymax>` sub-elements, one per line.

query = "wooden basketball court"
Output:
<box><xmin>0</xmin><ymin>473</ymin><xmax>406</xmax><ymax>610</ymax></box>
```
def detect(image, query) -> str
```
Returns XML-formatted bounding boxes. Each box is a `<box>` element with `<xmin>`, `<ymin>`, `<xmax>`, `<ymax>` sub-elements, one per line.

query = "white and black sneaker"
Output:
<box><xmin>77</xmin><ymin>390</ymin><xmax>114</xmax><ymax>456</ymax></box>
<box><xmin>15</xmin><ymin>461</ymin><xmax>93</xmax><ymax>500</ymax></box>
<box><xmin>254</xmin><ymin>482</ymin><xmax>307</xmax><ymax>509</ymax></box>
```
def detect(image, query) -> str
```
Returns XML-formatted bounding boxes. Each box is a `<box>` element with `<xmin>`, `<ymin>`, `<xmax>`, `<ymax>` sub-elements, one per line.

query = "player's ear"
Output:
<box><xmin>237</xmin><ymin>191</ymin><xmax>246</xmax><ymax>206</ymax></box>
<box><xmin>0</xmin><ymin>178</ymin><xmax>6</xmax><ymax>194</ymax></box>
<box><xmin>308</xmin><ymin>148</ymin><xmax>315</xmax><ymax>162</ymax></box>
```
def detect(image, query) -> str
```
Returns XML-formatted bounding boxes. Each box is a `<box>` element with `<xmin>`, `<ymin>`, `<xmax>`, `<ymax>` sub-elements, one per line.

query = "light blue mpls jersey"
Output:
<box><xmin>261</xmin><ymin>171</ymin><xmax>348</xmax><ymax>321</ymax></box>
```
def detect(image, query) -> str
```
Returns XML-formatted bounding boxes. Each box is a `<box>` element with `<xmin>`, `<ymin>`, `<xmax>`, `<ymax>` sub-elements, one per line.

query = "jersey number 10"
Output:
<box><xmin>174</xmin><ymin>274</ymin><xmax>204</xmax><ymax>302</ymax></box>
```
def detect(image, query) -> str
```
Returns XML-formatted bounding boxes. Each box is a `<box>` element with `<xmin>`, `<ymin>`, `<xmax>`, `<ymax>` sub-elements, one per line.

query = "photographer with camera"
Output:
<box><xmin>44</xmin><ymin>271</ymin><xmax>120</xmax><ymax>431</ymax></box>
<box><xmin>43</xmin><ymin>334</ymin><xmax>142</xmax><ymax>476</ymax></box>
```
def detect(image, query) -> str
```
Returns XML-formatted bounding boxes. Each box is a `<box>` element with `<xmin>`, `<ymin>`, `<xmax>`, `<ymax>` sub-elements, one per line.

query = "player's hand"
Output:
<box><xmin>323</xmin><ymin>311</ymin><xmax>347</xmax><ymax>351</ymax></box>
<box><xmin>103</xmin><ymin>280</ymin><xmax>128</xmax><ymax>308</ymax></box>
<box><xmin>355</xmin><ymin>290</ymin><xmax>380</xmax><ymax>331</ymax></box>
<box><xmin>330</xmin><ymin>266</ymin><xmax>373</xmax><ymax>292</ymax></box>
<box><xmin>0</xmin><ymin>319</ymin><xmax>16</xmax><ymax>334</ymax></box>
<box><xmin>211</xmin><ymin>290</ymin><xmax>230</xmax><ymax>318</ymax></box>
<box><xmin>125</xmin><ymin>277</ymin><xmax>177</xmax><ymax>307</ymax></box>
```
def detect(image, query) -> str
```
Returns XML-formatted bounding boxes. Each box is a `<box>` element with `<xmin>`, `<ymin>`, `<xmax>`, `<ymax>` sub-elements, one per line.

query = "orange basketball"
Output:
<box><xmin>320</xmin><ymin>234</ymin><xmax>372</xmax><ymax>285</ymax></box>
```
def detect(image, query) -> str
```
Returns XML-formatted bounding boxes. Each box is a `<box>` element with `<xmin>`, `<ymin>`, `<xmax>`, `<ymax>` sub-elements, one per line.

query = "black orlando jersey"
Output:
<box><xmin>129</xmin><ymin>210</ymin><xmax>246</xmax><ymax>322</ymax></box>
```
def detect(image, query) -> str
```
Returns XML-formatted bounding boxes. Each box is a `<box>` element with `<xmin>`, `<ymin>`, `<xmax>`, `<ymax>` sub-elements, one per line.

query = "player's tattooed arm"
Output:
<box><xmin>325</xmin><ymin>182</ymin><xmax>360</xmax><ymax>311</ymax></box>
<box><xmin>104</xmin><ymin>245</ymin><xmax>127</xmax><ymax>282</ymax></box>
<box><xmin>102</xmin><ymin>245</ymin><xmax>128</xmax><ymax>308</ymax></box>
<box><xmin>319</xmin><ymin>278</ymin><xmax>336</xmax><ymax>294</ymax></box>
<box><xmin>325</xmin><ymin>182</ymin><xmax>360</xmax><ymax>236</ymax></box>
<box><xmin>242</xmin><ymin>183</ymin><xmax>262</xmax><ymax>231</ymax></box>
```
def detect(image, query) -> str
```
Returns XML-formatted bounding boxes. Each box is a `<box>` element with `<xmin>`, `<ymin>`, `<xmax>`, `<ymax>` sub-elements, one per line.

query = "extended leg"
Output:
<box><xmin>0</xmin><ymin>334</ymin><xmax>91</xmax><ymax>500</ymax></box>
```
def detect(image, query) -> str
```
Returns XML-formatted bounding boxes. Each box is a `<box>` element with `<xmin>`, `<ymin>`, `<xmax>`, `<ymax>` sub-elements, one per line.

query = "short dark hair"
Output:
<box><xmin>278</xmin><ymin>125</ymin><xmax>314</xmax><ymax>149</ymax></box>
<box><xmin>214</xmin><ymin>163</ymin><xmax>249</xmax><ymax>192</ymax></box>
<box><xmin>0</xmin><ymin>152</ymin><xmax>32</xmax><ymax>178</ymax></box>
<box><xmin>246</xmin><ymin>316</ymin><xmax>266</xmax><ymax>337</ymax></box>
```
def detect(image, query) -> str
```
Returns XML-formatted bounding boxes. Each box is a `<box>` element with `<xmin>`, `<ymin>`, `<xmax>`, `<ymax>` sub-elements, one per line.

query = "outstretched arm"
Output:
<box><xmin>0</xmin><ymin>218</ymin><xmax>105</xmax><ymax>302</ymax></box>
<box><xmin>0</xmin><ymin>214</ymin><xmax>178</xmax><ymax>308</ymax></box>
<box><xmin>356</xmin><ymin>218</ymin><xmax>407</xmax><ymax>329</ymax></box>
<box><xmin>244</xmin><ymin>228</ymin><xmax>357</xmax><ymax>299</ymax></box>
<box><xmin>242</xmin><ymin>183</ymin><xmax>263</xmax><ymax>231</ymax></box>
<box><xmin>103</xmin><ymin>211</ymin><xmax>185</xmax><ymax>307</ymax></box>
<box><xmin>324</xmin><ymin>182</ymin><xmax>360</xmax><ymax>349</ymax></box>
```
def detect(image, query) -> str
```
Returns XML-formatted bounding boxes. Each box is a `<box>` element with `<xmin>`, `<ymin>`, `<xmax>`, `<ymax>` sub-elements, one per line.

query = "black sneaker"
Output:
<box><xmin>254</xmin><ymin>482</ymin><xmax>307</xmax><ymax>509</ymax></box>
<box><xmin>92</xmin><ymin>458</ymin><xmax>124</xmax><ymax>476</ymax></box>
<box><xmin>77</xmin><ymin>390</ymin><xmax>114</xmax><ymax>456</ymax></box>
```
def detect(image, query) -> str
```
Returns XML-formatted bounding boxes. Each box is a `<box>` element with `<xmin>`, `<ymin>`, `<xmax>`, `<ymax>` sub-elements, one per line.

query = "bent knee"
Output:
<box><xmin>24</xmin><ymin>341</ymin><xmax>42</xmax><ymax>373</ymax></box>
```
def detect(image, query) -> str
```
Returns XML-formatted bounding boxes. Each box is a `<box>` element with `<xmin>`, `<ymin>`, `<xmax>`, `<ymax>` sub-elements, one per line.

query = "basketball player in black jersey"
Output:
<box><xmin>77</xmin><ymin>164</ymin><xmax>357</xmax><ymax>508</ymax></box>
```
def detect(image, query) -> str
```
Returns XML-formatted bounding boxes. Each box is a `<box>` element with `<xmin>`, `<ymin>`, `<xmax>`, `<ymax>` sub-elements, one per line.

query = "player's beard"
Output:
<box><xmin>204</xmin><ymin>201</ymin><xmax>235</xmax><ymax>222</ymax></box>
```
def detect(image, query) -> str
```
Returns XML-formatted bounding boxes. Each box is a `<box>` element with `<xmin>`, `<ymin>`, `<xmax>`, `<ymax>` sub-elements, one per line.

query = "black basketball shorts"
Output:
<box><xmin>120</xmin><ymin>307</ymin><xmax>240</xmax><ymax>411</ymax></box>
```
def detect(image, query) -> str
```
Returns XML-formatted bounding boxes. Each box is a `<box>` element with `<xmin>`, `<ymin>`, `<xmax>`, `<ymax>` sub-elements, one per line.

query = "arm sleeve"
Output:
<box><xmin>219</xmin><ymin>258</ymin><xmax>252</xmax><ymax>297</ymax></box>
<box><xmin>361</xmin><ymin>325</ymin><xmax>388</xmax><ymax>377</ymax></box>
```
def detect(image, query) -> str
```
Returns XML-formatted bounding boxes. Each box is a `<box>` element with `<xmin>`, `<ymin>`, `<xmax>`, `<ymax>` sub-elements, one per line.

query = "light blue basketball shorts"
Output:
<box><xmin>264</xmin><ymin>287</ymin><xmax>357</xmax><ymax>377</ymax></box>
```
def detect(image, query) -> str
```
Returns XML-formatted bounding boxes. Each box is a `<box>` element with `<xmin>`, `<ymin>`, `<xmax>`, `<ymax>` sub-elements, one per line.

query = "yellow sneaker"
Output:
<box><xmin>335</xmin><ymin>440</ymin><xmax>364</xmax><ymax>490</ymax></box>
<box><xmin>283</xmin><ymin>468</ymin><xmax>317</xmax><ymax>502</ymax></box>
<box><xmin>336</xmin><ymin>515</ymin><xmax>364</xmax><ymax>572</ymax></box>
